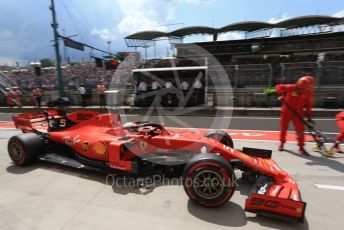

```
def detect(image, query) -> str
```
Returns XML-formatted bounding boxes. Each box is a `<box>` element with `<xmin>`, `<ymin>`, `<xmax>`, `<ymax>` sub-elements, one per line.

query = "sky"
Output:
<box><xmin>0</xmin><ymin>0</ymin><xmax>344</xmax><ymax>66</ymax></box>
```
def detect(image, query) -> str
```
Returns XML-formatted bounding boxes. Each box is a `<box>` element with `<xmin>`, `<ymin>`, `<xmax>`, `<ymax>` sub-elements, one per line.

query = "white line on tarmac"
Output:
<box><xmin>224</xmin><ymin>117</ymin><xmax>335</xmax><ymax>120</ymax></box>
<box><xmin>305</xmin><ymin>131</ymin><xmax>338</xmax><ymax>135</ymax></box>
<box><xmin>314</xmin><ymin>184</ymin><xmax>344</xmax><ymax>191</ymax></box>
<box><xmin>0</xmin><ymin>114</ymin><xmax>336</xmax><ymax>121</ymax></box>
<box><xmin>122</xmin><ymin>115</ymin><xmax>335</xmax><ymax>120</ymax></box>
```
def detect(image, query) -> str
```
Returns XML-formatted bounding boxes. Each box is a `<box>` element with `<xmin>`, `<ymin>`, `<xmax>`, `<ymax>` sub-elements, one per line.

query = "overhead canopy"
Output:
<box><xmin>124</xmin><ymin>15</ymin><xmax>344</xmax><ymax>44</ymax></box>
<box><xmin>169</xmin><ymin>26</ymin><xmax>217</xmax><ymax>37</ymax></box>
<box><xmin>218</xmin><ymin>21</ymin><xmax>272</xmax><ymax>33</ymax></box>
<box><xmin>275</xmin><ymin>15</ymin><xmax>342</xmax><ymax>28</ymax></box>
<box><xmin>125</xmin><ymin>30</ymin><xmax>168</xmax><ymax>40</ymax></box>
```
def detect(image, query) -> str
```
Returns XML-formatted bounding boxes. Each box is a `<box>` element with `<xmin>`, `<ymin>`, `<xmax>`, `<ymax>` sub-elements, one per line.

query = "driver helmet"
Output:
<box><xmin>304</xmin><ymin>76</ymin><xmax>315</xmax><ymax>88</ymax></box>
<box><xmin>296</xmin><ymin>76</ymin><xmax>311</xmax><ymax>90</ymax></box>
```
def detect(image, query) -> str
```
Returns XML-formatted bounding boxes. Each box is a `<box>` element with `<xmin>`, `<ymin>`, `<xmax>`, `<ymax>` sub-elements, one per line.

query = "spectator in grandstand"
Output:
<box><xmin>6</xmin><ymin>88</ymin><xmax>16</xmax><ymax>107</ymax></box>
<box><xmin>32</xmin><ymin>87</ymin><xmax>43</xmax><ymax>107</ymax></box>
<box><xmin>164</xmin><ymin>80</ymin><xmax>174</xmax><ymax>89</ymax></box>
<box><xmin>78</xmin><ymin>84</ymin><xmax>87</xmax><ymax>107</ymax></box>
<box><xmin>29</xmin><ymin>88</ymin><xmax>37</xmax><ymax>106</ymax></box>
<box><xmin>137</xmin><ymin>80</ymin><xmax>148</xmax><ymax>92</ymax></box>
<box><xmin>180</xmin><ymin>79</ymin><xmax>190</xmax><ymax>93</ymax></box>
<box><xmin>13</xmin><ymin>87</ymin><xmax>23</xmax><ymax>107</ymax></box>
<box><xmin>151</xmin><ymin>80</ymin><xmax>162</xmax><ymax>90</ymax></box>
<box><xmin>96</xmin><ymin>82</ymin><xmax>106</xmax><ymax>108</ymax></box>
<box><xmin>164</xmin><ymin>80</ymin><xmax>175</xmax><ymax>105</ymax></box>
<box><xmin>275</xmin><ymin>76</ymin><xmax>314</xmax><ymax>156</ymax></box>
<box><xmin>192</xmin><ymin>79</ymin><xmax>203</xmax><ymax>91</ymax></box>
<box><xmin>192</xmin><ymin>79</ymin><xmax>204</xmax><ymax>104</ymax></box>
<box><xmin>332</xmin><ymin>111</ymin><xmax>344</xmax><ymax>154</ymax></box>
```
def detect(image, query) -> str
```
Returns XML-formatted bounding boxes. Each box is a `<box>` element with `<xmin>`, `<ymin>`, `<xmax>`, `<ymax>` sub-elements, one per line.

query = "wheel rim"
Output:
<box><xmin>10</xmin><ymin>143</ymin><xmax>23</xmax><ymax>162</ymax></box>
<box><xmin>193</xmin><ymin>170</ymin><xmax>225</xmax><ymax>200</ymax></box>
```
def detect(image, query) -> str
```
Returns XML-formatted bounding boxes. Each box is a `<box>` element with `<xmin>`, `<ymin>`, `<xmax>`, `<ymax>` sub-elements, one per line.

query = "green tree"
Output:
<box><xmin>40</xmin><ymin>58</ymin><xmax>55</xmax><ymax>68</ymax></box>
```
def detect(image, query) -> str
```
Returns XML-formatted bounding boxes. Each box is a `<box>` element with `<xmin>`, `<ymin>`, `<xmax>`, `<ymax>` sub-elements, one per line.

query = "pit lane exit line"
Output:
<box><xmin>314</xmin><ymin>184</ymin><xmax>344</xmax><ymax>191</ymax></box>
<box><xmin>125</xmin><ymin>114</ymin><xmax>336</xmax><ymax>121</ymax></box>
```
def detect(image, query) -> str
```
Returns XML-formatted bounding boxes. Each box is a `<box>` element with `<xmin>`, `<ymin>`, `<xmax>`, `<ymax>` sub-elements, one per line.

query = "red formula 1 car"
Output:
<box><xmin>8</xmin><ymin>110</ymin><xmax>306</xmax><ymax>222</ymax></box>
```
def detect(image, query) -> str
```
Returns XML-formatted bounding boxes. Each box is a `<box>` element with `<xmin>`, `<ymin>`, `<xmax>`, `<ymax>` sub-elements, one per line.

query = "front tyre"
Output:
<box><xmin>183</xmin><ymin>154</ymin><xmax>235</xmax><ymax>207</ymax></box>
<box><xmin>8</xmin><ymin>133</ymin><xmax>44</xmax><ymax>166</ymax></box>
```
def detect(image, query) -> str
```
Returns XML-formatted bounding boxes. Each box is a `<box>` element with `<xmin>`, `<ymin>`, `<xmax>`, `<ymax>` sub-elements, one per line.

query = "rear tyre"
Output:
<box><xmin>8</xmin><ymin>133</ymin><xmax>44</xmax><ymax>166</ymax></box>
<box><xmin>183</xmin><ymin>153</ymin><xmax>235</xmax><ymax>207</ymax></box>
<box><xmin>204</xmin><ymin>130</ymin><xmax>234</xmax><ymax>148</ymax></box>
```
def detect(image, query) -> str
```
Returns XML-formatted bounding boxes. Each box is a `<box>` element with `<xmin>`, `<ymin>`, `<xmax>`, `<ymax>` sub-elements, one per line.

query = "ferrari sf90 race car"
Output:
<box><xmin>8</xmin><ymin>110</ymin><xmax>306</xmax><ymax>222</ymax></box>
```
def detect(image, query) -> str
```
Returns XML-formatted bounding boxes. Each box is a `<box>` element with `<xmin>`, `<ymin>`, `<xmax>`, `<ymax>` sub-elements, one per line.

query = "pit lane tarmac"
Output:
<box><xmin>0</xmin><ymin>128</ymin><xmax>343</xmax><ymax>230</ymax></box>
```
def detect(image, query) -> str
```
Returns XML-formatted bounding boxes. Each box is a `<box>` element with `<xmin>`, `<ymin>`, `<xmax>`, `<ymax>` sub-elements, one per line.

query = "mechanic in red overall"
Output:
<box><xmin>275</xmin><ymin>76</ymin><xmax>314</xmax><ymax>155</ymax></box>
<box><xmin>332</xmin><ymin>111</ymin><xmax>344</xmax><ymax>153</ymax></box>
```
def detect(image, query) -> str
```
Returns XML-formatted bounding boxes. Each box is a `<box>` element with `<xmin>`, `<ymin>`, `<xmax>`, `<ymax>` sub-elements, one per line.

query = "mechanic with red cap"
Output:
<box><xmin>332</xmin><ymin>111</ymin><xmax>344</xmax><ymax>153</ymax></box>
<box><xmin>275</xmin><ymin>76</ymin><xmax>314</xmax><ymax>155</ymax></box>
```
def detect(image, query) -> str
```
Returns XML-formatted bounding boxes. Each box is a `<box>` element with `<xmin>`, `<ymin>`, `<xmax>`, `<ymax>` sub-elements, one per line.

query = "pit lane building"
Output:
<box><xmin>125</xmin><ymin>15</ymin><xmax>344</xmax><ymax>107</ymax></box>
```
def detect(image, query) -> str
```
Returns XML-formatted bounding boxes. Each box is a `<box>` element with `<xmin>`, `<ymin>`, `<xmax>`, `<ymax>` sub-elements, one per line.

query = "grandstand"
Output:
<box><xmin>125</xmin><ymin>15</ymin><xmax>344</xmax><ymax>107</ymax></box>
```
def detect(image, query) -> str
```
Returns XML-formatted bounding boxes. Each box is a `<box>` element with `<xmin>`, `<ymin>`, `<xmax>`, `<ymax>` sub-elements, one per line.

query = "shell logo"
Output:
<box><xmin>93</xmin><ymin>141</ymin><xmax>108</xmax><ymax>156</ymax></box>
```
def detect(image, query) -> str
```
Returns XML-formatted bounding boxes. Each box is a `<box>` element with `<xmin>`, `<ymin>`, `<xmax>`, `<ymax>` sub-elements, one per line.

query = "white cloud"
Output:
<box><xmin>91</xmin><ymin>0</ymin><xmax>217</xmax><ymax>40</ymax></box>
<box><xmin>165</xmin><ymin>0</ymin><xmax>215</xmax><ymax>21</ymax></box>
<box><xmin>166</xmin><ymin>6</ymin><xmax>176</xmax><ymax>21</ymax></box>
<box><xmin>268</xmin><ymin>12</ymin><xmax>290</xmax><ymax>24</ymax></box>
<box><xmin>91</xmin><ymin>28</ymin><xmax>116</xmax><ymax>41</ymax></box>
<box><xmin>333</xmin><ymin>10</ymin><xmax>344</xmax><ymax>18</ymax></box>
<box><xmin>0</xmin><ymin>56</ymin><xmax>18</xmax><ymax>66</ymax></box>
<box><xmin>217</xmin><ymin>32</ymin><xmax>245</xmax><ymax>41</ymax></box>
<box><xmin>91</xmin><ymin>0</ymin><xmax>167</xmax><ymax>41</ymax></box>
<box><xmin>117</xmin><ymin>10</ymin><xmax>165</xmax><ymax>35</ymax></box>
<box><xmin>0</xmin><ymin>30</ymin><xmax>14</xmax><ymax>40</ymax></box>
<box><xmin>178</xmin><ymin>0</ymin><xmax>215</xmax><ymax>4</ymax></box>
<box><xmin>90</xmin><ymin>0</ymin><xmax>217</xmax><ymax>58</ymax></box>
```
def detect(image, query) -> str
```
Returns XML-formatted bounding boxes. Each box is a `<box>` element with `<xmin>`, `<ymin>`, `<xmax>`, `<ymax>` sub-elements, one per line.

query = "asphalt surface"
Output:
<box><xmin>0</xmin><ymin>112</ymin><xmax>343</xmax><ymax>230</ymax></box>
<box><xmin>0</xmin><ymin>128</ymin><xmax>344</xmax><ymax>230</ymax></box>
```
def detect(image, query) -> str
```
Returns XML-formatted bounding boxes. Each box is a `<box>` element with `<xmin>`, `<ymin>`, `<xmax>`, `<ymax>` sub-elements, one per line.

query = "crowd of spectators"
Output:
<box><xmin>1</xmin><ymin>52</ymin><xmax>344</xmax><ymax>102</ymax></box>
<box><xmin>6</xmin><ymin>65</ymin><xmax>115</xmax><ymax>92</ymax></box>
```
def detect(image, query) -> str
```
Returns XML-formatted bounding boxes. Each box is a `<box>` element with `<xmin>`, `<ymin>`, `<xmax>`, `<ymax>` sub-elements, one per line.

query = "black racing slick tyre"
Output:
<box><xmin>183</xmin><ymin>153</ymin><xmax>236</xmax><ymax>207</ymax></box>
<box><xmin>8</xmin><ymin>133</ymin><xmax>44</xmax><ymax>166</ymax></box>
<box><xmin>204</xmin><ymin>130</ymin><xmax>234</xmax><ymax>148</ymax></box>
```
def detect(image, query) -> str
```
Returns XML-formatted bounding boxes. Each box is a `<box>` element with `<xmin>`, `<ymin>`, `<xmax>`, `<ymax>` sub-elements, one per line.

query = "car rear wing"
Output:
<box><xmin>12</xmin><ymin>110</ymin><xmax>65</xmax><ymax>132</ymax></box>
<box><xmin>13</xmin><ymin>110</ymin><xmax>101</xmax><ymax>133</ymax></box>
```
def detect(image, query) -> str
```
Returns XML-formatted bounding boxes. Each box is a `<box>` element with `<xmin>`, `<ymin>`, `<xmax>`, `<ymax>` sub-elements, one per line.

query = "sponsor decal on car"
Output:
<box><xmin>92</xmin><ymin>140</ymin><xmax>108</xmax><ymax>156</ymax></box>
<box><xmin>249</xmin><ymin>197</ymin><xmax>302</xmax><ymax>212</ymax></box>
<box><xmin>140</xmin><ymin>141</ymin><xmax>148</xmax><ymax>150</ymax></box>
<box><xmin>76</xmin><ymin>113</ymin><xmax>94</xmax><ymax>121</ymax></box>
<box><xmin>258</xmin><ymin>184</ymin><xmax>268</xmax><ymax>195</ymax></box>
<box><xmin>62</xmin><ymin>135</ymin><xmax>80</xmax><ymax>147</ymax></box>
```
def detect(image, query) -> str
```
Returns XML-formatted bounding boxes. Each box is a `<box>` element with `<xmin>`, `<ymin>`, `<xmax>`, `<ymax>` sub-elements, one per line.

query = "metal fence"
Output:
<box><xmin>209</xmin><ymin>61</ymin><xmax>344</xmax><ymax>87</ymax></box>
<box><xmin>208</xmin><ymin>64</ymin><xmax>272</xmax><ymax>87</ymax></box>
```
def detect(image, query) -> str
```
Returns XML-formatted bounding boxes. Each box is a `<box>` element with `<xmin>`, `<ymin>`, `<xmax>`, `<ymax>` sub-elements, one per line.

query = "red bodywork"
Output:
<box><xmin>12</xmin><ymin>110</ymin><xmax>306</xmax><ymax>222</ymax></box>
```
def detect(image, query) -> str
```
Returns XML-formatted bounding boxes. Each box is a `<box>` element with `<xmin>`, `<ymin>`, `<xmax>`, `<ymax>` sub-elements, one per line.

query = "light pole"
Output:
<box><xmin>50</xmin><ymin>0</ymin><xmax>64</xmax><ymax>97</ymax></box>
<box><xmin>107</xmin><ymin>41</ymin><xmax>112</xmax><ymax>56</ymax></box>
